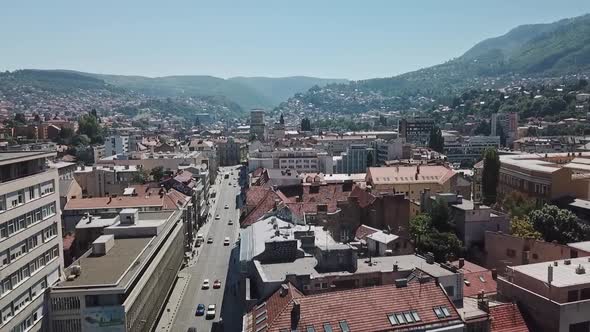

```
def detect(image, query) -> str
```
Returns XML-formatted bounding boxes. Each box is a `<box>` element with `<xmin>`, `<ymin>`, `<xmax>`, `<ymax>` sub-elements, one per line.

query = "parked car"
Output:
<box><xmin>224</xmin><ymin>204</ymin><xmax>229</xmax><ymax>209</ymax></box>
<box><xmin>206</xmin><ymin>304</ymin><xmax>216</xmax><ymax>319</ymax></box>
<box><xmin>195</xmin><ymin>304</ymin><xmax>205</xmax><ymax>316</ymax></box>
<box><xmin>224</xmin><ymin>237</ymin><xmax>230</xmax><ymax>246</ymax></box>
<box><xmin>207</xmin><ymin>237</ymin><xmax>213</xmax><ymax>244</ymax></box>
<box><xmin>213</xmin><ymin>279</ymin><xmax>221</xmax><ymax>289</ymax></box>
<box><xmin>215</xmin><ymin>214</ymin><xmax>220</xmax><ymax>220</ymax></box>
<box><xmin>202</xmin><ymin>279</ymin><xmax>210</xmax><ymax>289</ymax></box>
<box><xmin>228</xmin><ymin>219</ymin><xmax>233</xmax><ymax>225</ymax></box>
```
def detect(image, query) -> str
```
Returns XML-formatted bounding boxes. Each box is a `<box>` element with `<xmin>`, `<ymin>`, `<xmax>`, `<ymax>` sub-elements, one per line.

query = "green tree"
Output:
<box><xmin>72</xmin><ymin>134</ymin><xmax>91</xmax><ymax>146</ymax></box>
<box><xmin>420</xmin><ymin>231</ymin><xmax>463</xmax><ymax>262</ymax></box>
<box><xmin>366</xmin><ymin>151</ymin><xmax>374</xmax><ymax>168</ymax></box>
<box><xmin>150</xmin><ymin>166</ymin><xmax>165</xmax><ymax>182</ymax></box>
<box><xmin>473</xmin><ymin>121</ymin><xmax>491</xmax><ymax>136</ymax></box>
<box><xmin>279</xmin><ymin>114</ymin><xmax>285</xmax><ymax>125</ymax></box>
<box><xmin>482</xmin><ymin>148</ymin><xmax>500</xmax><ymax>205</ymax></box>
<box><xmin>511</xmin><ymin>216</ymin><xmax>542</xmax><ymax>239</ymax></box>
<box><xmin>431</xmin><ymin>198</ymin><xmax>452</xmax><ymax>232</ymax></box>
<box><xmin>301</xmin><ymin>118</ymin><xmax>312</xmax><ymax>131</ymax></box>
<box><xmin>56</xmin><ymin>127</ymin><xmax>75</xmax><ymax>145</ymax></box>
<box><xmin>428</xmin><ymin>126</ymin><xmax>444</xmax><ymax>153</ymax></box>
<box><xmin>501</xmin><ymin>191</ymin><xmax>535</xmax><ymax>217</ymax></box>
<box><xmin>78</xmin><ymin>114</ymin><xmax>104</xmax><ymax>144</ymax></box>
<box><xmin>131</xmin><ymin>169</ymin><xmax>149</xmax><ymax>184</ymax></box>
<box><xmin>529</xmin><ymin>205</ymin><xmax>590</xmax><ymax>244</ymax></box>
<box><xmin>409</xmin><ymin>214</ymin><xmax>431</xmax><ymax>249</ymax></box>
<box><xmin>14</xmin><ymin>113</ymin><xmax>26</xmax><ymax>125</ymax></box>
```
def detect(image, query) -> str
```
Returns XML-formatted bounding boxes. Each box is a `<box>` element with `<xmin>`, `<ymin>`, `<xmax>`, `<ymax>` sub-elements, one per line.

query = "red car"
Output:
<box><xmin>213</xmin><ymin>279</ymin><xmax>222</xmax><ymax>289</ymax></box>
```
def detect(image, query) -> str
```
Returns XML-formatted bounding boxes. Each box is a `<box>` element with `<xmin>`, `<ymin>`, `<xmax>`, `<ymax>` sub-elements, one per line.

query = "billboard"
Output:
<box><xmin>82</xmin><ymin>306</ymin><xmax>125</xmax><ymax>332</ymax></box>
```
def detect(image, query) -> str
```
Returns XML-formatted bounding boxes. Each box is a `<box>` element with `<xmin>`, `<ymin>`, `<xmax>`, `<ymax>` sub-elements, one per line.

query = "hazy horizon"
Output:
<box><xmin>2</xmin><ymin>0</ymin><xmax>590</xmax><ymax>80</ymax></box>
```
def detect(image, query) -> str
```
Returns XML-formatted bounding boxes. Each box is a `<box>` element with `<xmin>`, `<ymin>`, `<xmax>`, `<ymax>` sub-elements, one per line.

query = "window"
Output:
<box><xmin>306</xmin><ymin>326</ymin><xmax>316</xmax><ymax>332</ymax></box>
<box><xmin>581</xmin><ymin>288</ymin><xmax>590</xmax><ymax>300</ymax></box>
<box><xmin>403</xmin><ymin>312</ymin><xmax>414</xmax><ymax>323</ymax></box>
<box><xmin>395</xmin><ymin>313</ymin><xmax>405</xmax><ymax>324</ymax></box>
<box><xmin>321</xmin><ymin>282</ymin><xmax>328</xmax><ymax>289</ymax></box>
<box><xmin>388</xmin><ymin>314</ymin><xmax>398</xmax><ymax>325</ymax></box>
<box><xmin>444</xmin><ymin>286</ymin><xmax>455</xmax><ymax>297</ymax></box>
<box><xmin>323</xmin><ymin>323</ymin><xmax>333</xmax><ymax>332</ymax></box>
<box><xmin>339</xmin><ymin>321</ymin><xmax>350</xmax><ymax>332</ymax></box>
<box><xmin>433</xmin><ymin>306</ymin><xmax>451</xmax><ymax>319</ymax></box>
<box><xmin>411</xmin><ymin>311</ymin><xmax>421</xmax><ymax>322</ymax></box>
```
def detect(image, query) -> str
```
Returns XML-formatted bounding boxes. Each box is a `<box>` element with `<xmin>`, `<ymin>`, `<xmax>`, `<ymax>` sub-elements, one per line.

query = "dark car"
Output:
<box><xmin>188</xmin><ymin>328</ymin><xmax>197</xmax><ymax>332</ymax></box>
<box><xmin>195</xmin><ymin>303</ymin><xmax>205</xmax><ymax>316</ymax></box>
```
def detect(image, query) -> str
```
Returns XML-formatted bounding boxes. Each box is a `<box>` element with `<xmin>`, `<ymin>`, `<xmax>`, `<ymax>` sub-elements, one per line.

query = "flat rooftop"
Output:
<box><xmin>0</xmin><ymin>151</ymin><xmax>56</xmax><ymax>165</ymax></box>
<box><xmin>511</xmin><ymin>257</ymin><xmax>590</xmax><ymax>287</ymax></box>
<box><xmin>59</xmin><ymin>237</ymin><xmax>151</xmax><ymax>287</ymax></box>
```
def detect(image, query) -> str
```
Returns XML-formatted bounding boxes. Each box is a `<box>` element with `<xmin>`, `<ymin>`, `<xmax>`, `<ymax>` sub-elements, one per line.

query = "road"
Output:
<box><xmin>171</xmin><ymin>165</ymin><xmax>243</xmax><ymax>332</ymax></box>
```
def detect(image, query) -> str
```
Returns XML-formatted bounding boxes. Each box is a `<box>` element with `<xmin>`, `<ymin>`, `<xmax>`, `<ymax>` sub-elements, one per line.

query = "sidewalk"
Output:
<box><xmin>155</xmin><ymin>272</ymin><xmax>191</xmax><ymax>332</ymax></box>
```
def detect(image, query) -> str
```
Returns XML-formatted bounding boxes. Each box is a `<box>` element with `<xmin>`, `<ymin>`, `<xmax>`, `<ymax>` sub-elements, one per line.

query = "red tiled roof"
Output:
<box><xmin>174</xmin><ymin>170</ymin><xmax>194</xmax><ymax>183</ymax></box>
<box><xmin>252</xmin><ymin>167</ymin><xmax>265</xmax><ymax>178</ymax></box>
<box><xmin>355</xmin><ymin>224</ymin><xmax>380</xmax><ymax>241</ymax></box>
<box><xmin>489</xmin><ymin>303</ymin><xmax>529</xmax><ymax>332</ymax></box>
<box><xmin>242</xmin><ymin>188</ymin><xmax>280</xmax><ymax>227</ymax></box>
<box><xmin>349</xmin><ymin>185</ymin><xmax>377</xmax><ymax>208</ymax></box>
<box><xmin>162</xmin><ymin>188</ymin><xmax>190</xmax><ymax>210</ymax></box>
<box><xmin>451</xmin><ymin>260</ymin><xmax>497</xmax><ymax>297</ymax></box>
<box><xmin>62</xmin><ymin>234</ymin><xmax>75</xmax><ymax>250</ymax></box>
<box><xmin>246</xmin><ymin>186</ymin><xmax>272</xmax><ymax>208</ymax></box>
<box><xmin>244</xmin><ymin>281</ymin><xmax>463</xmax><ymax>332</ymax></box>
<box><xmin>279</xmin><ymin>183</ymin><xmax>351</xmax><ymax>217</ymax></box>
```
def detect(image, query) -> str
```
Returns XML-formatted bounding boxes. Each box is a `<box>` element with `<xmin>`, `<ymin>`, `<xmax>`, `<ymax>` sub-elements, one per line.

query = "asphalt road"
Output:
<box><xmin>172</xmin><ymin>166</ymin><xmax>242</xmax><ymax>332</ymax></box>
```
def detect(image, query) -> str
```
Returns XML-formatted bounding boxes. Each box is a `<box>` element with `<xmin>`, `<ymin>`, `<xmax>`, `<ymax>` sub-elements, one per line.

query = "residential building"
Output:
<box><xmin>491</xmin><ymin>112</ymin><xmax>519</xmax><ymax>146</ymax></box>
<box><xmin>97</xmin><ymin>151</ymin><xmax>210</xmax><ymax>172</ymax></box>
<box><xmin>422</xmin><ymin>192</ymin><xmax>510</xmax><ymax>248</ymax></box>
<box><xmin>373</xmin><ymin>138</ymin><xmax>412</xmax><ymax>165</ymax></box>
<box><xmin>216</xmin><ymin>136</ymin><xmax>242</xmax><ymax>166</ymax></box>
<box><xmin>91</xmin><ymin>145</ymin><xmax>105</xmax><ymax>164</ymax></box>
<box><xmin>498</xmin><ymin>257</ymin><xmax>590</xmax><ymax>331</ymax></box>
<box><xmin>485</xmin><ymin>231</ymin><xmax>590</xmax><ymax>276</ymax></box>
<box><xmin>105</xmin><ymin>135</ymin><xmax>129</xmax><ymax>157</ymax></box>
<box><xmin>48</xmin><ymin>209</ymin><xmax>185</xmax><ymax>332</ymax></box>
<box><xmin>366</xmin><ymin>165</ymin><xmax>458</xmax><ymax>201</ymax></box>
<box><xmin>398</xmin><ymin>117</ymin><xmax>434</xmax><ymax>146</ymax></box>
<box><xmin>0</xmin><ymin>151</ymin><xmax>63</xmax><ymax>332</ymax></box>
<box><xmin>315</xmin><ymin>134</ymin><xmax>377</xmax><ymax>154</ymax></box>
<box><xmin>473</xmin><ymin>160</ymin><xmax>483</xmax><ymax>202</ymax></box>
<box><xmin>74</xmin><ymin>165</ymin><xmax>139</xmax><ymax>198</ymax></box>
<box><xmin>242</xmin><ymin>280</ymin><xmax>465</xmax><ymax>332</ymax></box>
<box><xmin>250</xmin><ymin>110</ymin><xmax>266</xmax><ymax>141</ymax></box>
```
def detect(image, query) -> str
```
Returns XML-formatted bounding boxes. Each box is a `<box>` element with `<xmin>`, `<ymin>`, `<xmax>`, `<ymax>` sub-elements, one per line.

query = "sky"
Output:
<box><xmin>1</xmin><ymin>1</ymin><xmax>590</xmax><ymax>80</ymax></box>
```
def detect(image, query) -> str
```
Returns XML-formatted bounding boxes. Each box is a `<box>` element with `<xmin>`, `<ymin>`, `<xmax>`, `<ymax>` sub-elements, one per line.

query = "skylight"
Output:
<box><xmin>388</xmin><ymin>310</ymin><xmax>421</xmax><ymax>326</ymax></box>
<box><xmin>339</xmin><ymin>320</ymin><xmax>350</xmax><ymax>332</ymax></box>
<box><xmin>323</xmin><ymin>323</ymin><xmax>333</xmax><ymax>332</ymax></box>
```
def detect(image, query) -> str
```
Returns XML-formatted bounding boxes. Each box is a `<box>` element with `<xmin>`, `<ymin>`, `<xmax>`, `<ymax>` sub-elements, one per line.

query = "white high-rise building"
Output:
<box><xmin>0</xmin><ymin>151</ymin><xmax>63</xmax><ymax>332</ymax></box>
<box><xmin>105</xmin><ymin>135</ymin><xmax>129</xmax><ymax>157</ymax></box>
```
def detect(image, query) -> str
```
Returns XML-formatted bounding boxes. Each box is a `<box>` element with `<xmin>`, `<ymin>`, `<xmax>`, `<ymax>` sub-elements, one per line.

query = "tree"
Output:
<box><xmin>279</xmin><ymin>114</ymin><xmax>285</xmax><ymax>125</ymax></box>
<box><xmin>71</xmin><ymin>134</ymin><xmax>91</xmax><ymax>146</ymax></box>
<box><xmin>150</xmin><ymin>166</ymin><xmax>165</xmax><ymax>182</ymax></box>
<box><xmin>420</xmin><ymin>231</ymin><xmax>463</xmax><ymax>262</ymax></box>
<box><xmin>473</xmin><ymin>121</ymin><xmax>491</xmax><ymax>136</ymax></box>
<box><xmin>131</xmin><ymin>169</ymin><xmax>149</xmax><ymax>184</ymax></box>
<box><xmin>14</xmin><ymin>113</ymin><xmax>26</xmax><ymax>125</ymax></box>
<box><xmin>529</xmin><ymin>205</ymin><xmax>590</xmax><ymax>244</ymax></box>
<box><xmin>500</xmin><ymin>191</ymin><xmax>535</xmax><ymax>217</ymax></box>
<box><xmin>78</xmin><ymin>113</ymin><xmax>104</xmax><ymax>144</ymax></box>
<box><xmin>57</xmin><ymin>127</ymin><xmax>75</xmax><ymax>145</ymax></box>
<box><xmin>90</xmin><ymin>109</ymin><xmax>98</xmax><ymax>118</ymax></box>
<box><xmin>301</xmin><ymin>118</ymin><xmax>312</xmax><ymax>131</ymax></box>
<box><xmin>409</xmin><ymin>214</ymin><xmax>431</xmax><ymax>249</ymax></box>
<box><xmin>431</xmin><ymin>198</ymin><xmax>452</xmax><ymax>232</ymax></box>
<box><xmin>366</xmin><ymin>151</ymin><xmax>374</xmax><ymax>168</ymax></box>
<box><xmin>482</xmin><ymin>148</ymin><xmax>500</xmax><ymax>205</ymax></box>
<box><xmin>511</xmin><ymin>216</ymin><xmax>542</xmax><ymax>239</ymax></box>
<box><xmin>428</xmin><ymin>126</ymin><xmax>444</xmax><ymax>153</ymax></box>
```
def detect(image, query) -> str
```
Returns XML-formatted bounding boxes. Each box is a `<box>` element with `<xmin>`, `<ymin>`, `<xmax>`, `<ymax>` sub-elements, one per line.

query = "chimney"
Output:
<box><xmin>459</xmin><ymin>258</ymin><xmax>465</xmax><ymax>268</ymax></box>
<box><xmin>425</xmin><ymin>252</ymin><xmax>435</xmax><ymax>264</ymax></box>
<box><xmin>280</xmin><ymin>284</ymin><xmax>289</xmax><ymax>297</ymax></box>
<box><xmin>291</xmin><ymin>301</ymin><xmax>301</xmax><ymax>330</ymax></box>
<box><xmin>491</xmin><ymin>268</ymin><xmax>497</xmax><ymax>280</ymax></box>
<box><xmin>393</xmin><ymin>262</ymin><xmax>399</xmax><ymax>271</ymax></box>
<box><xmin>548</xmin><ymin>264</ymin><xmax>554</xmax><ymax>285</ymax></box>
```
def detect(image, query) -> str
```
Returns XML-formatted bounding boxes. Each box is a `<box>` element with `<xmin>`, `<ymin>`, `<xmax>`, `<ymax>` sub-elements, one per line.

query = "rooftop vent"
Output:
<box><xmin>576</xmin><ymin>264</ymin><xmax>586</xmax><ymax>275</ymax></box>
<box><xmin>92</xmin><ymin>234</ymin><xmax>115</xmax><ymax>256</ymax></box>
<box><xmin>395</xmin><ymin>278</ymin><xmax>408</xmax><ymax>288</ymax></box>
<box><xmin>564</xmin><ymin>259</ymin><xmax>572</xmax><ymax>265</ymax></box>
<box><xmin>119</xmin><ymin>208</ymin><xmax>139</xmax><ymax>225</ymax></box>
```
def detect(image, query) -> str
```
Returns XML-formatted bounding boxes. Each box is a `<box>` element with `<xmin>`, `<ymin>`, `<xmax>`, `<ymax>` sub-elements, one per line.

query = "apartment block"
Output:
<box><xmin>105</xmin><ymin>135</ymin><xmax>129</xmax><ymax>157</ymax></box>
<box><xmin>0</xmin><ymin>152</ymin><xmax>64</xmax><ymax>332</ymax></box>
<box><xmin>398</xmin><ymin>117</ymin><xmax>434</xmax><ymax>145</ymax></box>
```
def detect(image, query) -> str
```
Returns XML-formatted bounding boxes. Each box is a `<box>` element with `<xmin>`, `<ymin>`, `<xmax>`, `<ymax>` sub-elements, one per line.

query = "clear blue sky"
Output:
<box><xmin>1</xmin><ymin>1</ymin><xmax>589</xmax><ymax>80</ymax></box>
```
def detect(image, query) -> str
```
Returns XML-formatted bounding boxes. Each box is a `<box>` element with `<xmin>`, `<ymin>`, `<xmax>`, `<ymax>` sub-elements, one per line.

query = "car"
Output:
<box><xmin>224</xmin><ymin>204</ymin><xmax>229</xmax><ymax>209</ymax></box>
<box><xmin>224</xmin><ymin>237</ymin><xmax>230</xmax><ymax>246</ymax></box>
<box><xmin>233</xmin><ymin>184</ymin><xmax>237</xmax><ymax>187</ymax></box>
<box><xmin>215</xmin><ymin>214</ymin><xmax>220</xmax><ymax>220</ymax></box>
<box><xmin>207</xmin><ymin>237</ymin><xmax>213</xmax><ymax>244</ymax></box>
<box><xmin>228</xmin><ymin>219</ymin><xmax>233</xmax><ymax>225</ymax></box>
<box><xmin>187</xmin><ymin>328</ymin><xmax>197</xmax><ymax>332</ymax></box>
<box><xmin>202</xmin><ymin>279</ymin><xmax>210</xmax><ymax>289</ymax></box>
<box><xmin>206</xmin><ymin>304</ymin><xmax>216</xmax><ymax>319</ymax></box>
<box><xmin>213</xmin><ymin>279</ymin><xmax>221</xmax><ymax>289</ymax></box>
<box><xmin>195</xmin><ymin>304</ymin><xmax>205</xmax><ymax>316</ymax></box>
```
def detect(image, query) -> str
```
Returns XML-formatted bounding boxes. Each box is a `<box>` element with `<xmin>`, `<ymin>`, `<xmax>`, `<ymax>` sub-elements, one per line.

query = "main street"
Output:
<box><xmin>166</xmin><ymin>165</ymin><xmax>243</xmax><ymax>332</ymax></box>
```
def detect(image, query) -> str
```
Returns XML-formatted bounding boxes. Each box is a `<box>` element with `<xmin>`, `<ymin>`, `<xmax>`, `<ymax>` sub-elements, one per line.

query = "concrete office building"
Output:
<box><xmin>0</xmin><ymin>151</ymin><xmax>64</xmax><ymax>332</ymax></box>
<box><xmin>250</xmin><ymin>110</ymin><xmax>266</xmax><ymax>141</ymax></box>
<box><xmin>491</xmin><ymin>112</ymin><xmax>519</xmax><ymax>146</ymax></box>
<box><xmin>398</xmin><ymin>117</ymin><xmax>434</xmax><ymax>145</ymax></box>
<box><xmin>334</xmin><ymin>144</ymin><xmax>374</xmax><ymax>174</ymax></box>
<box><xmin>443</xmin><ymin>135</ymin><xmax>501</xmax><ymax>163</ymax></box>
<box><xmin>48</xmin><ymin>209</ymin><xmax>185</xmax><ymax>332</ymax></box>
<box><xmin>105</xmin><ymin>135</ymin><xmax>129</xmax><ymax>157</ymax></box>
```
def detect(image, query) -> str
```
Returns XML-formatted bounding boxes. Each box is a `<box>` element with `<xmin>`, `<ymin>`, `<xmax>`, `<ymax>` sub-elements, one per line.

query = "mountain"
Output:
<box><xmin>228</xmin><ymin>76</ymin><xmax>347</xmax><ymax>105</ymax></box>
<box><xmin>356</xmin><ymin>13</ymin><xmax>590</xmax><ymax>98</ymax></box>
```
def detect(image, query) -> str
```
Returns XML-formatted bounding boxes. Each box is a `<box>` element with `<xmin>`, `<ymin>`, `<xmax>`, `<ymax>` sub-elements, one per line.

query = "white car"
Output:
<box><xmin>224</xmin><ymin>237</ymin><xmax>230</xmax><ymax>246</ymax></box>
<box><xmin>228</xmin><ymin>219</ymin><xmax>233</xmax><ymax>225</ymax></box>
<box><xmin>224</xmin><ymin>204</ymin><xmax>229</xmax><ymax>209</ymax></box>
<box><xmin>206</xmin><ymin>304</ymin><xmax>216</xmax><ymax>319</ymax></box>
<box><xmin>202</xmin><ymin>279</ymin><xmax>210</xmax><ymax>289</ymax></box>
<box><xmin>215</xmin><ymin>214</ymin><xmax>220</xmax><ymax>220</ymax></box>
